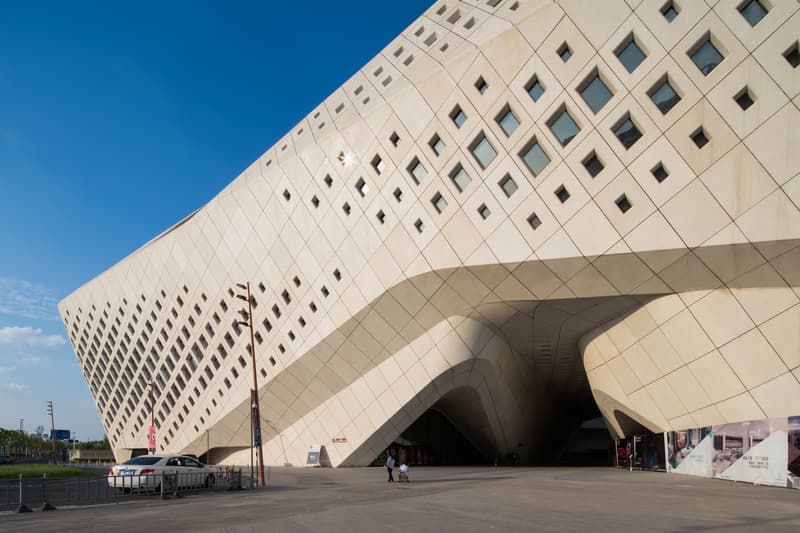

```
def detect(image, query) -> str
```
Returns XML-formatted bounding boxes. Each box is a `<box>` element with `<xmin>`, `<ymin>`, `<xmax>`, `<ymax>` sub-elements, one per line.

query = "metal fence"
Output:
<box><xmin>0</xmin><ymin>467</ymin><xmax>244</xmax><ymax>512</ymax></box>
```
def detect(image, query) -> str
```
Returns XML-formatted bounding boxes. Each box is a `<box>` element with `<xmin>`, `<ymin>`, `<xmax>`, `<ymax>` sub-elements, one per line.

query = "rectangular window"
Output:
<box><xmin>450</xmin><ymin>164</ymin><xmax>471</xmax><ymax>193</ymax></box>
<box><xmin>578</xmin><ymin>71</ymin><xmax>613</xmax><ymax>114</ymax></box>
<box><xmin>527</xmin><ymin>213</ymin><xmax>542</xmax><ymax>230</ymax></box>
<box><xmin>431</xmin><ymin>193</ymin><xmax>448</xmax><ymax>214</ymax></box>
<box><xmin>526</xmin><ymin>76</ymin><xmax>545</xmax><ymax>102</ymax></box>
<box><xmin>648</xmin><ymin>76</ymin><xmax>681</xmax><ymax>114</ymax></box>
<box><xmin>734</xmin><ymin>87</ymin><xmax>754</xmax><ymax>110</ymax></box>
<box><xmin>739</xmin><ymin>0</ymin><xmax>768</xmax><ymax>27</ymax></box>
<box><xmin>652</xmin><ymin>162</ymin><xmax>669</xmax><ymax>183</ymax></box>
<box><xmin>691</xmin><ymin>127</ymin><xmax>710</xmax><ymax>148</ymax></box>
<box><xmin>520</xmin><ymin>139</ymin><xmax>551</xmax><ymax>176</ymax></box>
<box><xmin>557</xmin><ymin>42</ymin><xmax>572</xmax><ymax>63</ymax></box>
<box><xmin>496</xmin><ymin>106</ymin><xmax>520</xmax><ymax>137</ymax></box>
<box><xmin>555</xmin><ymin>185</ymin><xmax>570</xmax><ymax>203</ymax></box>
<box><xmin>661</xmin><ymin>1</ymin><xmax>679</xmax><ymax>23</ymax></box>
<box><xmin>499</xmin><ymin>175</ymin><xmax>518</xmax><ymax>198</ymax></box>
<box><xmin>689</xmin><ymin>34</ymin><xmax>724</xmax><ymax>76</ymax></box>
<box><xmin>371</xmin><ymin>155</ymin><xmax>385</xmax><ymax>174</ymax></box>
<box><xmin>613</xmin><ymin>114</ymin><xmax>642</xmax><ymax>149</ymax></box>
<box><xmin>407</xmin><ymin>157</ymin><xmax>428</xmax><ymax>184</ymax></box>
<box><xmin>470</xmin><ymin>133</ymin><xmax>498</xmax><ymax>169</ymax></box>
<box><xmin>477</xmin><ymin>204</ymin><xmax>491</xmax><ymax>219</ymax></box>
<box><xmin>615</xmin><ymin>35</ymin><xmax>646</xmax><ymax>73</ymax></box>
<box><xmin>355</xmin><ymin>177</ymin><xmax>369</xmax><ymax>197</ymax></box>
<box><xmin>450</xmin><ymin>105</ymin><xmax>467</xmax><ymax>128</ymax></box>
<box><xmin>785</xmin><ymin>43</ymin><xmax>800</xmax><ymax>68</ymax></box>
<box><xmin>616</xmin><ymin>194</ymin><xmax>632</xmax><ymax>213</ymax></box>
<box><xmin>548</xmin><ymin>107</ymin><xmax>580</xmax><ymax>146</ymax></box>
<box><xmin>429</xmin><ymin>134</ymin><xmax>445</xmax><ymax>156</ymax></box>
<box><xmin>582</xmin><ymin>152</ymin><xmax>604</xmax><ymax>177</ymax></box>
<box><xmin>475</xmin><ymin>76</ymin><xmax>488</xmax><ymax>94</ymax></box>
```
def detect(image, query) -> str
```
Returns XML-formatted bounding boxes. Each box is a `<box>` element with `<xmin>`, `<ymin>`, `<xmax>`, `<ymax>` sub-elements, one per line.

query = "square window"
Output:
<box><xmin>450</xmin><ymin>164</ymin><xmax>472</xmax><ymax>193</ymax></box>
<box><xmin>376</xmin><ymin>210</ymin><xmax>386</xmax><ymax>224</ymax></box>
<box><xmin>613</xmin><ymin>114</ymin><xmax>642</xmax><ymax>149</ymax></box>
<box><xmin>579</xmin><ymin>72</ymin><xmax>613</xmax><ymax>114</ymax></box>
<box><xmin>520</xmin><ymin>139</ymin><xmax>551</xmax><ymax>176</ymax></box>
<box><xmin>475</xmin><ymin>76</ymin><xmax>488</xmax><ymax>94</ymax></box>
<box><xmin>321</xmin><ymin>286</ymin><xmax>329</xmax><ymax>297</ymax></box>
<box><xmin>739</xmin><ymin>0</ymin><xmax>768</xmax><ymax>27</ymax></box>
<box><xmin>450</xmin><ymin>105</ymin><xmax>467</xmax><ymax>128</ymax></box>
<box><xmin>499</xmin><ymin>174</ymin><xmax>518</xmax><ymax>198</ymax></box>
<box><xmin>429</xmin><ymin>134</ymin><xmax>445</xmax><ymax>156</ymax></box>
<box><xmin>526</xmin><ymin>76</ymin><xmax>545</xmax><ymax>102</ymax></box>
<box><xmin>497</xmin><ymin>107</ymin><xmax>521</xmax><ymax>137</ymax></box>
<box><xmin>309</xmin><ymin>302</ymin><xmax>317</xmax><ymax>313</ymax></box>
<box><xmin>414</xmin><ymin>219</ymin><xmax>424</xmax><ymax>233</ymax></box>
<box><xmin>355</xmin><ymin>177</ymin><xmax>369</xmax><ymax>197</ymax></box>
<box><xmin>555</xmin><ymin>185</ymin><xmax>570</xmax><ymax>203</ymax></box>
<box><xmin>582</xmin><ymin>151</ymin><xmax>604</xmax><ymax>177</ymax></box>
<box><xmin>477</xmin><ymin>203</ymin><xmax>491</xmax><ymax>219</ymax></box>
<box><xmin>527</xmin><ymin>213</ymin><xmax>542</xmax><ymax>230</ymax></box>
<box><xmin>324</xmin><ymin>174</ymin><xmax>333</xmax><ymax>187</ymax></box>
<box><xmin>282</xmin><ymin>189</ymin><xmax>291</xmax><ymax>201</ymax></box>
<box><xmin>342</xmin><ymin>202</ymin><xmax>351</xmax><ymax>215</ymax></box>
<box><xmin>690</xmin><ymin>35</ymin><xmax>724</xmax><ymax>76</ymax></box>
<box><xmin>783</xmin><ymin>43</ymin><xmax>799</xmax><ymax>68</ymax></box>
<box><xmin>371</xmin><ymin>155</ymin><xmax>385</xmax><ymax>174</ymax></box>
<box><xmin>431</xmin><ymin>192</ymin><xmax>448</xmax><ymax>213</ymax></box>
<box><xmin>470</xmin><ymin>133</ymin><xmax>498</xmax><ymax>169</ymax></box>
<box><xmin>548</xmin><ymin>107</ymin><xmax>581</xmax><ymax>146</ymax></box>
<box><xmin>652</xmin><ymin>162</ymin><xmax>669</xmax><ymax>183</ymax></box>
<box><xmin>557</xmin><ymin>42</ymin><xmax>572</xmax><ymax>63</ymax></box>
<box><xmin>393</xmin><ymin>187</ymin><xmax>403</xmax><ymax>202</ymax></box>
<box><xmin>407</xmin><ymin>158</ymin><xmax>428</xmax><ymax>184</ymax></box>
<box><xmin>691</xmin><ymin>127</ymin><xmax>710</xmax><ymax>148</ymax></box>
<box><xmin>648</xmin><ymin>77</ymin><xmax>681</xmax><ymax>115</ymax></box>
<box><xmin>282</xmin><ymin>289</ymin><xmax>291</xmax><ymax>304</ymax></box>
<box><xmin>661</xmin><ymin>1</ymin><xmax>679</xmax><ymax>23</ymax></box>
<box><xmin>390</xmin><ymin>132</ymin><xmax>400</xmax><ymax>146</ymax></box>
<box><xmin>333</xmin><ymin>269</ymin><xmax>341</xmax><ymax>281</ymax></box>
<box><xmin>616</xmin><ymin>35</ymin><xmax>647</xmax><ymax>73</ymax></box>
<box><xmin>616</xmin><ymin>194</ymin><xmax>632</xmax><ymax>213</ymax></box>
<box><xmin>293</xmin><ymin>276</ymin><xmax>301</xmax><ymax>287</ymax></box>
<box><xmin>734</xmin><ymin>87</ymin><xmax>754</xmax><ymax>110</ymax></box>
<box><xmin>311</xmin><ymin>195</ymin><xmax>320</xmax><ymax>208</ymax></box>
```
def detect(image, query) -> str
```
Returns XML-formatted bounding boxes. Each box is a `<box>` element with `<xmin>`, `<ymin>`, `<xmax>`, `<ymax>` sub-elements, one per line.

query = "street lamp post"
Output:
<box><xmin>148</xmin><ymin>380</ymin><xmax>156</xmax><ymax>455</ymax></box>
<box><xmin>235</xmin><ymin>282</ymin><xmax>265</xmax><ymax>487</ymax></box>
<box><xmin>46</xmin><ymin>401</ymin><xmax>56</xmax><ymax>465</ymax></box>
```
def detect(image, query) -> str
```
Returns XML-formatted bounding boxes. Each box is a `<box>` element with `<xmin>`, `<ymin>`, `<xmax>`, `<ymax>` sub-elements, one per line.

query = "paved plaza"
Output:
<box><xmin>1</xmin><ymin>467</ymin><xmax>798</xmax><ymax>532</ymax></box>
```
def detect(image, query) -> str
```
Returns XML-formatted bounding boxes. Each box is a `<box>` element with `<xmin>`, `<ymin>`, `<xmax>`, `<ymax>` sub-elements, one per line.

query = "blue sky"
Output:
<box><xmin>0</xmin><ymin>0</ymin><xmax>432</xmax><ymax>441</ymax></box>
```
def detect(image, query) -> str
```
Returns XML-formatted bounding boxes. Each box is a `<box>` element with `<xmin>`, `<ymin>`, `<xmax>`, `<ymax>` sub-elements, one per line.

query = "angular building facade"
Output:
<box><xmin>59</xmin><ymin>0</ymin><xmax>800</xmax><ymax>467</ymax></box>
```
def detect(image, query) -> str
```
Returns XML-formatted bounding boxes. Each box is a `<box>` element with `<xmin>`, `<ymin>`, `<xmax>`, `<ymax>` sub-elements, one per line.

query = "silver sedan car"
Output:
<box><xmin>107</xmin><ymin>454</ymin><xmax>216</xmax><ymax>491</ymax></box>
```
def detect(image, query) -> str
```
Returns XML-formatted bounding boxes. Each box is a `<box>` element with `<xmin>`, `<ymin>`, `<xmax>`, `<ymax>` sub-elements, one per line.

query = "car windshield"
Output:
<box><xmin>122</xmin><ymin>456</ymin><xmax>162</xmax><ymax>465</ymax></box>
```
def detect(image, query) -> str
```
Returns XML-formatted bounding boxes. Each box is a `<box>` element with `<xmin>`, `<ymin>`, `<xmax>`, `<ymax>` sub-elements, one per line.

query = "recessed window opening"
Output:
<box><xmin>496</xmin><ymin>105</ymin><xmax>520</xmax><ymax>137</ymax></box>
<box><xmin>293</xmin><ymin>276</ymin><xmax>301</xmax><ymax>287</ymax></box>
<box><xmin>354</xmin><ymin>85</ymin><xmax>364</xmax><ymax>96</ymax></box>
<box><xmin>382</xmin><ymin>76</ymin><xmax>392</xmax><ymax>87</ymax></box>
<box><xmin>262</xmin><ymin>318</ymin><xmax>272</xmax><ymax>331</ymax></box>
<box><xmin>309</xmin><ymin>302</ymin><xmax>317</xmax><ymax>313</ymax></box>
<box><xmin>404</xmin><ymin>55</ymin><xmax>415</xmax><ymax>66</ymax></box>
<box><xmin>450</xmin><ymin>164</ymin><xmax>471</xmax><ymax>192</ymax></box>
<box><xmin>311</xmin><ymin>195</ymin><xmax>320</xmax><ymax>208</ymax></box>
<box><xmin>377</xmin><ymin>210</ymin><xmax>386</xmax><ymax>224</ymax></box>
<box><xmin>390</xmin><ymin>132</ymin><xmax>400</xmax><ymax>146</ymax></box>
<box><xmin>450</xmin><ymin>105</ymin><xmax>467</xmax><ymax>128</ymax></box>
<box><xmin>393</xmin><ymin>187</ymin><xmax>403</xmax><ymax>202</ymax></box>
<box><xmin>321</xmin><ymin>286</ymin><xmax>330</xmax><ymax>297</ymax></box>
<box><xmin>288</xmin><ymin>331</ymin><xmax>295</xmax><ymax>341</ymax></box>
<box><xmin>510</xmin><ymin>1</ymin><xmax>519</xmax><ymax>10</ymax></box>
<box><xmin>278</xmin><ymin>344</ymin><xmax>286</xmax><ymax>353</ymax></box>
<box><xmin>356</xmin><ymin>177</ymin><xmax>369</xmax><ymax>197</ymax></box>
<box><xmin>582</xmin><ymin>151</ymin><xmax>604</xmax><ymax>177</ymax></box>
<box><xmin>613</xmin><ymin>114</ymin><xmax>642</xmax><ymax>149</ymax></box>
<box><xmin>424</xmin><ymin>33</ymin><xmax>438</xmax><ymax>47</ymax></box>
<box><xmin>578</xmin><ymin>70</ymin><xmax>613</xmax><ymax>114</ymax></box>
<box><xmin>548</xmin><ymin>105</ymin><xmax>581</xmax><ymax>146</ymax></box>
<box><xmin>324</xmin><ymin>174</ymin><xmax>333</xmax><ymax>187</ymax></box>
<box><xmin>469</xmin><ymin>132</ymin><xmax>498</xmax><ymax>169</ymax></box>
<box><xmin>432</xmin><ymin>192</ymin><xmax>448</xmax><ymax>213</ymax></box>
<box><xmin>371</xmin><ymin>155</ymin><xmax>385</xmax><ymax>174</ymax></box>
<box><xmin>652</xmin><ymin>162</ymin><xmax>669</xmax><ymax>183</ymax></box>
<box><xmin>661</xmin><ymin>1</ymin><xmax>679</xmax><ymax>22</ymax></box>
<box><xmin>520</xmin><ymin>138</ymin><xmax>551</xmax><ymax>176</ymax></box>
<box><xmin>526</xmin><ymin>76</ymin><xmax>545</xmax><ymax>102</ymax></box>
<box><xmin>269</xmin><ymin>356</ymin><xmax>276</xmax><ymax>366</ymax></box>
<box><xmin>499</xmin><ymin>174</ymin><xmax>518</xmax><ymax>197</ymax></box>
<box><xmin>374</xmin><ymin>66</ymin><xmax>384</xmax><ymax>77</ymax></box>
<box><xmin>335</xmin><ymin>103</ymin><xmax>345</xmax><ymax>114</ymax></box>
<box><xmin>272</xmin><ymin>305</ymin><xmax>281</xmax><ymax>318</ymax></box>
<box><xmin>475</xmin><ymin>76</ymin><xmax>488</xmax><ymax>94</ymax></box>
<box><xmin>283</xmin><ymin>189</ymin><xmax>291</xmax><ymax>201</ymax></box>
<box><xmin>333</xmin><ymin>269</ymin><xmax>341</xmax><ymax>281</ymax></box>
<box><xmin>436</xmin><ymin>4</ymin><xmax>447</xmax><ymax>16</ymax></box>
<box><xmin>408</xmin><ymin>157</ymin><xmax>428</xmax><ymax>184</ymax></box>
<box><xmin>440</xmin><ymin>43</ymin><xmax>449</xmax><ymax>52</ymax></box>
<box><xmin>783</xmin><ymin>42</ymin><xmax>800</xmax><ymax>68</ymax></box>
<box><xmin>616</xmin><ymin>194</ymin><xmax>632</xmax><ymax>213</ymax></box>
<box><xmin>648</xmin><ymin>76</ymin><xmax>681</xmax><ymax>114</ymax></box>
<box><xmin>555</xmin><ymin>185</ymin><xmax>570</xmax><ymax>203</ymax></box>
<box><xmin>528</xmin><ymin>213</ymin><xmax>542</xmax><ymax>230</ymax></box>
<box><xmin>447</xmin><ymin>9</ymin><xmax>461</xmax><ymax>24</ymax></box>
<box><xmin>734</xmin><ymin>87</ymin><xmax>755</xmax><ymax>110</ymax></box>
<box><xmin>342</xmin><ymin>202</ymin><xmax>351</xmax><ymax>215</ymax></box>
<box><xmin>477</xmin><ymin>203</ymin><xmax>491</xmax><ymax>219</ymax></box>
<box><xmin>414</xmin><ymin>219</ymin><xmax>424</xmax><ymax>233</ymax></box>
<box><xmin>691</xmin><ymin>127</ymin><xmax>710</xmax><ymax>148</ymax></box>
<box><xmin>557</xmin><ymin>42</ymin><xmax>572</xmax><ymax>63</ymax></box>
<box><xmin>415</xmin><ymin>26</ymin><xmax>425</xmax><ymax>37</ymax></box>
<box><xmin>615</xmin><ymin>34</ymin><xmax>646</xmax><ymax>73</ymax></box>
<box><xmin>394</xmin><ymin>46</ymin><xmax>404</xmax><ymax>58</ymax></box>
<box><xmin>429</xmin><ymin>134</ymin><xmax>445</xmax><ymax>156</ymax></box>
<box><xmin>689</xmin><ymin>34</ymin><xmax>724</xmax><ymax>76</ymax></box>
<box><xmin>464</xmin><ymin>17</ymin><xmax>476</xmax><ymax>30</ymax></box>
<box><xmin>739</xmin><ymin>0</ymin><xmax>768</xmax><ymax>27</ymax></box>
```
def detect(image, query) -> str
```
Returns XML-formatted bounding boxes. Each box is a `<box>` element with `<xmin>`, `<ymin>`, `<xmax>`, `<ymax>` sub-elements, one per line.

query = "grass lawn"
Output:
<box><xmin>0</xmin><ymin>464</ymin><xmax>101</xmax><ymax>479</ymax></box>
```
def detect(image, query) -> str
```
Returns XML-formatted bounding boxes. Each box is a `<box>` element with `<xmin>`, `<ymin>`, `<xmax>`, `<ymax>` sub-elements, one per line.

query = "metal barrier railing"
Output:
<box><xmin>0</xmin><ymin>467</ymin><xmax>243</xmax><ymax>513</ymax></box>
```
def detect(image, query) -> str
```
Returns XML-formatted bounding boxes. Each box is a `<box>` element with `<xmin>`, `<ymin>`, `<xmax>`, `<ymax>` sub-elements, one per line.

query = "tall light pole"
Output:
<box><xmin>235</xmin><ymin>282</ymin><xmax>265</xmax><ymax>487</ymax></box>
<box><xmin>148</xmin><ymin>380</ymin><xmax>156</xmax><ymax>455</ymax></box>
<box><xmin>46</xmin><ymin>401</ymin><xmax>56</xmax><ymax>464</ymax></box>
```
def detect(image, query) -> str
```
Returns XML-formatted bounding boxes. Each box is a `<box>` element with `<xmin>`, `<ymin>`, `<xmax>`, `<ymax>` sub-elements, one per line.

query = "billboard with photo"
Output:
<box><xmin>667</xmin><ymin>427</ymin><xmax>712</xmax><ymax>477</ymax></box>
<box><xmin>788</xmin><ymin>416</ymin><xmax>800</xmax><ymax>489</ymax></box>
<box><xmin>712</xmin><ymin>418</ymin><xmax>788</xmax><ymax>488</ymax></box>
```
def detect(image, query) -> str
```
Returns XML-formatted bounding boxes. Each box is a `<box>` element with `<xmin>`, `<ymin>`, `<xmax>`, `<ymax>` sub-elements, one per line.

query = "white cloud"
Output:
<box><xmin>19</xmin><ymin>355</ymin><xmax>48</xmax><ymax>365</ymax></box>
<box><xmin>0</xmin><ymin>382</ymin><xmax>28</xmax><ymax>392</ymax></box>
<box><xmin>0</xmin><ymin>277</ymin><xmax>61</xmax><ymax>321</ymax></box>
<box><xmin>0</xmin><ymin>326</ymin><xmax>66</xmax><ymax>347</ymax></box>
<box><xmin>0</xmin><ymin>366</ymin><xmax>14</xmax><ymax>375</ymax></box>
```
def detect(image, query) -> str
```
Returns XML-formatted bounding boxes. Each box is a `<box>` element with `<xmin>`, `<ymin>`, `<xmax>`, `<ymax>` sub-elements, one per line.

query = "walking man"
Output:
<box><xmin>386</xmin><ymin>451</ymin><xmax>395</xmax><ymax>482</ymax></box>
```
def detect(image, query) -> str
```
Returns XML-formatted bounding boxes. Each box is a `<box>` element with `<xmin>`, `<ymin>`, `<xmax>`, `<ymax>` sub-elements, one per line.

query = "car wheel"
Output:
<box><xmin>205</xmin><ymin>474</ymin><xmax>215</xmax><ymax>488</ymax></box>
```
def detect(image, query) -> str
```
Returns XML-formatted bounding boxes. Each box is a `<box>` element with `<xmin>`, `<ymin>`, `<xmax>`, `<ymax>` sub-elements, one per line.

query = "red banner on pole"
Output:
<box><xmin>148</xmin><ymin>425</ymin><xmax>156</xmax><ymax>453</ymax></box>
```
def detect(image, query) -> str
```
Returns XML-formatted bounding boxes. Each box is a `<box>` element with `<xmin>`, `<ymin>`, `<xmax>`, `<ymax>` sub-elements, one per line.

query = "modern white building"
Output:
<box><xmin>59</xmin><ymin>0</ymin><xmax>800</xmax><ymax>467</ymax></box>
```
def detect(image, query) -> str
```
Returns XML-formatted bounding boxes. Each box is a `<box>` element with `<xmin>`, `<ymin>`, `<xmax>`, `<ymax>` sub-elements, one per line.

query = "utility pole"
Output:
<box><xmin>235</xmin><ymin>282</ymin><xmax>265</xmax><ymax>487</ymax></box>
<box><xmin>46</xmin><ymin>401</ymin><xmax>56</xmax><ymax>465</ymax></box>
<box><xmin>148</xmin><ymin>380</ymin><xmax>156</xmax><ymax>455</ymax></box>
